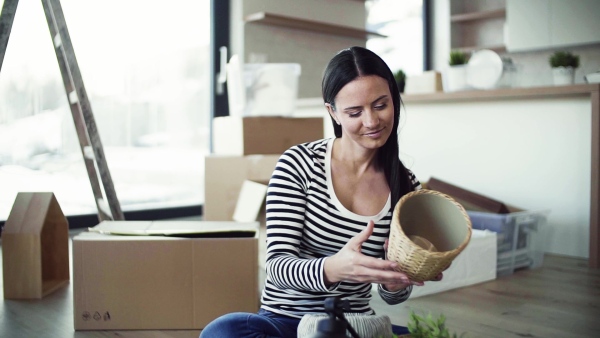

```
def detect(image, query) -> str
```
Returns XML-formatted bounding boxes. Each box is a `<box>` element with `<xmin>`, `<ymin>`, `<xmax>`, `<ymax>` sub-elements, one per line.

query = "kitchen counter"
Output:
<box><xmin>403</xmin><ymin>83</ymin><xmax>600</xmax><ymax>102</ymax></box>
<box><xmin>403</xmin><ymin>83</ymin><xmax>600</xmax><ymax>268</ymax></box>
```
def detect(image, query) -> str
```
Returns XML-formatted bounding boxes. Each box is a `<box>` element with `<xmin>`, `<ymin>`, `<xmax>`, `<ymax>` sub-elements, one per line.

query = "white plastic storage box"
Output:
<box><xmin>227</xmin><ymin>59</ymin><xmax>301</xmax><ymax>117</ymax></box>
<box><xmin>467</xmin><ymin>210</ymin><xmax>549</xmax><ymax>277</ymax></box>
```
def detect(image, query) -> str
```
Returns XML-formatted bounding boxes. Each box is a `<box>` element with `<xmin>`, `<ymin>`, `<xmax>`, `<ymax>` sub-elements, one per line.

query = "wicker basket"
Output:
<box><xmin>387</xmin><ymin>189</ymin><xmax>472</xmax><ymax>282</ymax></box>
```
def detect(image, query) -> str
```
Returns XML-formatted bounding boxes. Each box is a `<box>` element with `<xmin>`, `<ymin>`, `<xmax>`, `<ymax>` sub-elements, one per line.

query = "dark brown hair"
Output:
<box><xmin>321</xmin><ymin>46</ymin><xmax>413</xmax><ymax>207</ymax></box>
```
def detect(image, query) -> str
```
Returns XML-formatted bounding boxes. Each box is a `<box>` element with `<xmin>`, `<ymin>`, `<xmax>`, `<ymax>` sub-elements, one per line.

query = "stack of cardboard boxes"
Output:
<box><xmin>205</xmin><ymin>116</ymin><xmax>324</xmax><ymax>222</ymax></box>
<box><xmin>72</xmin><ymin>116</ymin><xmax>324</xmax><ymax>331</ymax></box>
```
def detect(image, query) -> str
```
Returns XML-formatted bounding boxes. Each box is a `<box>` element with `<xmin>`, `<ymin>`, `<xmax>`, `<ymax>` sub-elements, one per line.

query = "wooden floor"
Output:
<box><xmin>372</xmin><ymin>254</ymin><xmax>600</xmax><ymax>338</ymax></box>
<box><xmin>1</xmin><ymin>233</ymin><xmax>599</xmax><ymax>338</ymax></box>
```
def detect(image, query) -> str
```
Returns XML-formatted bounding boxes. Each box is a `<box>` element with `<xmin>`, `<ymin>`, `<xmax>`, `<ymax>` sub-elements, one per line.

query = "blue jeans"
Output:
<box><xmin>199</xmin><ymin>309</ymin><xmax>410</xmax><ymax>337</ymax></box>
<box><xmin>199</xmin><ymin>309</ymin><xmax>299</xmax><ymax>338</ymax></box>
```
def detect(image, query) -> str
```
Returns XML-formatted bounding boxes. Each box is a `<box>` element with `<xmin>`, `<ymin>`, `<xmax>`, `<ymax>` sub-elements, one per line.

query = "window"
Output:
<box><xmin>0</xmin><ymin>0</ymin><xmax>212</xmax><ymax>221</ymax></box>
<box><xmin>366</xmin><ymin>0</ymin><xmax>425</xmax><ymax>77</ymax></box>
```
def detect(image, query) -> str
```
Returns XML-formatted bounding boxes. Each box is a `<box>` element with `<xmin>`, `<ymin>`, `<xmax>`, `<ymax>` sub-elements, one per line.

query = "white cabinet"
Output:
<box><xmin>507</xmin><ymin>0</ymin><xmax>600</xmax><ymax>52</ymax></box>
<box><xmin>506</xmin><ymin>0</ymin><xmax>550</xmax><ymax>51</ymax></box>
<box><xmin>550</xmin><ymin>0</ymin><xmax>600</xmax><ymax>47</ymax></box>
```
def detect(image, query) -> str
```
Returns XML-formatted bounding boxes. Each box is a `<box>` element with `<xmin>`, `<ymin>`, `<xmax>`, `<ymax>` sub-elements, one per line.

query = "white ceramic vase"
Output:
<box><xmin>552</xmin><ymin>66</ymin><xmax>575</xmax><ymax>85</ymax></box>
<box><xmin>444</xmin><ymin>65</ymin><xmax>469</xmax><ymax>92</ymax></box>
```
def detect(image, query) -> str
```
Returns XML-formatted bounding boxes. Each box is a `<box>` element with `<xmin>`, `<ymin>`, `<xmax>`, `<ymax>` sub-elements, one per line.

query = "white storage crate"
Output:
<box><xmin>467</xmin><ymin>210</ymin><xmax>549</xmax><ymax>277</ymax></box>
<box><xmin>227</xmin><ymin>57</ymin><xmax>301</xmax><ymax>117</ymax></box>
<box><xmin>409</xmin><ymin>229</ymin><xmax>497</xmax><ymax>298</ymax></box>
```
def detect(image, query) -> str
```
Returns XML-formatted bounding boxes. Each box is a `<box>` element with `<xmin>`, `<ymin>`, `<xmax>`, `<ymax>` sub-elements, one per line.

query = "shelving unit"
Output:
<box><xmin>235</xmin><ymin>1</ymin><xmax>373</xmax><ymax>99</ymax></box>
<box><xmin>450</xmin><ymin>0</ymin><xmax>507</xmax><ymax>54</ymax></box>
<box><xmin>244</xmin><ymin>12</ymin><xmax>386</xmax><ymax>40</ymax></box>
<box><xmin>454</xmin><ymin>44</ymin><xmax>506</xmax><ymax>54</ymax></box>
<box><xmin>451</xmin><ymin>8</ymin><xmax>505</xmax><ymax>23</ymax></box>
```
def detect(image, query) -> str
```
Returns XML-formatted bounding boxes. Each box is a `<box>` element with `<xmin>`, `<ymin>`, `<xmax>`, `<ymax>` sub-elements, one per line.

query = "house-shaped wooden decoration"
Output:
<box><xmin>2</xmin><ymin>192</ymin><xmax>70</xmax><ymax>299</ymax></box>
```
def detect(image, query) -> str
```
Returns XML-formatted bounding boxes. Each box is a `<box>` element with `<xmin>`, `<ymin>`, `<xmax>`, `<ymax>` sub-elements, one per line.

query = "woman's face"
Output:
<box><xmin>327</xmin><ymin>75</ymin><xmax>394</xmax><ymax>151</ymax></box>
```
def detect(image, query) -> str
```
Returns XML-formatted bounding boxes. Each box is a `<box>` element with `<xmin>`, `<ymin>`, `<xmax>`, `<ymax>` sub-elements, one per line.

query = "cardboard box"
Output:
<box><xmin>425</xmin><ymin>177</ymin><xmax>549</xmax><ymax>276</ymax></box>
<box><xmin>2</xmin><ymin>192</ymin><xmax>69</xmax><ymax>299</ymax></box>
<box><xmin>427</xmin><ymin>177</ymin><xmax>510</xmax><ymax>214</ymax></box>
<box><xmin>204</xmin><ymin>154</ymin><xmax>279</xmax><ymax>221</ymax></box>
<box><xmin>232</xmin><ymin>180</ymin><xmax>268</xmax><ymax>223</ymax></box>
<box><xmin>409</xmin><ymin>229</ymin><xmax>497</xmax><ymax>298</ymax></box>
<box><xmin>73</xmin><ymin>221</ymin><xmax>259</xmax><ymax>330</ymax></box>
<box><xmin>212</xmin><ymin>116</ymin><xmax>324</xmax><ymax>155</ymax></box>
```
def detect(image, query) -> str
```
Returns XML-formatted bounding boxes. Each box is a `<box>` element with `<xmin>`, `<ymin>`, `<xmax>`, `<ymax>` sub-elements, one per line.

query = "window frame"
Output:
<box><xmin>423</xmin><ymin>0</ymin><xmax>432</xmax><ymax>71</ymax></box>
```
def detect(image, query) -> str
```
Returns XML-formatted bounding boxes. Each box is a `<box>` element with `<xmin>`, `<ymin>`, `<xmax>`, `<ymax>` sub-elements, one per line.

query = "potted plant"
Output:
<box><xmin>406</xmin><ymin>311</ymin><xmax>465</xmax><ymax>338</ymax></box>
<box><xmin>549</xmin><ymin>51</ymin><xmax>579</xmax><ymax>85</ymax></box>
<box><xmin>444</xmin><ymin>50</ymin><xmax>469</xmax><ymax>92</ymax></box>
<box><xmin>449</xmin><ymin>50</ymin><xmax>468</xmax><ymax>66</ymax></box>
<box><xmin>394</xmin><ymin>69</ymin><xmax>407</xmax><ymax>93</ymax></box>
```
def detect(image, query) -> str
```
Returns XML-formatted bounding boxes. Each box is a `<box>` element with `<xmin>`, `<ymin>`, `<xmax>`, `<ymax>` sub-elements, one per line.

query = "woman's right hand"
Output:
<box><xmin>323</xmin><ymin>220</ymin><xmax>422</xmax><ymax>287</ymax></box>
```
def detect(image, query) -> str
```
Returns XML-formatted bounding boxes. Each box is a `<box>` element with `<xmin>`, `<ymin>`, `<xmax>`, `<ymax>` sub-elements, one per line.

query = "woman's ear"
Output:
<box><xmin>325</xmin><ymin>103</ymin><xmax>340</xmax><ymax>125</ymax></box>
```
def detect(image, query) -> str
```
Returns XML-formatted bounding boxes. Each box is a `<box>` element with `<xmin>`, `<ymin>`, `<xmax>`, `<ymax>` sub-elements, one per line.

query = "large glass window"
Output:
<box><xmin>366</xmin><ymin>0</ymin><xmax>424</xmax><ymax>77</ymax></box>
<box><xmin>0</xmin><ymin>0</ymin><xmax>211</xmax><ymax>221</ymax></box>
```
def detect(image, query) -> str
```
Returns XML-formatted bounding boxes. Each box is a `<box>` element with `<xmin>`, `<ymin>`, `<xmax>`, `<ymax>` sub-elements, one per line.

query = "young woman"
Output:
<box><xmin>200</xmin><ymin>46</ymin><xmax>441</xmax><ymax>338</ymax></box>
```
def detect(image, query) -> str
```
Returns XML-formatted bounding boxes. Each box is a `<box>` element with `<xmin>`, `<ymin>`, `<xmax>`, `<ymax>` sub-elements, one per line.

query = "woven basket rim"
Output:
<box><xmin>392</xmin><ymin>189</ymin><xmax>472</xmax><ymax>257</ymax></box>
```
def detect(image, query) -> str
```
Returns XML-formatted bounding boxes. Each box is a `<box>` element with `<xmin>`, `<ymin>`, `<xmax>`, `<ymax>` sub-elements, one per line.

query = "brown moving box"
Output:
<box><xmin>212</xmin><ymin>116</ymin><xmax>324</xmax><ymax>155</ymax></box>
<box><xmin>425</xmin><ymin>177</ymin><xmax>548</xmax><ymax>276</ymax></box>
<box><xmin>73</xmin><ymin>221</ymin><xmax>259</xmax><ymax>330</ymax></box>
<box><xmin>204</xmin><ymin>154</ymin><xmax>279</xmax><ymax>221</ymax></box>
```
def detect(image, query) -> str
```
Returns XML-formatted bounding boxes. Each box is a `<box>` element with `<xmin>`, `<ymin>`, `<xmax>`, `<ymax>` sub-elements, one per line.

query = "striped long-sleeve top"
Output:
<box><xmin>260</xmin><ymin>138</ymin><xmax>421</xmax><ymax>319</ymax></box>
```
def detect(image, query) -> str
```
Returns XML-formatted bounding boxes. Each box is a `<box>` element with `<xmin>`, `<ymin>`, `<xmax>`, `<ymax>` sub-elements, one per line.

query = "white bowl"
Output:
<box><xmin>585</xmin><ymin>72</ymin><xmax>600</xmax><ymax>84</ymax></box>
<box><xmin>466</xmin><ymin>49</ymin><xmax>503</xmax><ymax>90</ymax></box>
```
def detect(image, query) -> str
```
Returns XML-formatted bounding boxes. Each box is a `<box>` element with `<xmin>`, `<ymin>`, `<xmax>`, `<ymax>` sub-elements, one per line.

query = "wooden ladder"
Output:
<box><xmin>0</xmin><ymin>0</ymin><xmax>124</xmax><ymax>222</ymax></box>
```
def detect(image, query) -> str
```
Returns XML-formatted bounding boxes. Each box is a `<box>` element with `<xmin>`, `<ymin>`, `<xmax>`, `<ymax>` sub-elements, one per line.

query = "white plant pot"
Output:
<box><xmin>444</xmin><ymin>65</ymin><xmax>469</xmax><ymax>92</ymax></box>
<box><xmin>552</xmin><ymin>67</ymin><xmax>575</xmax><ymax>85</ymax></box>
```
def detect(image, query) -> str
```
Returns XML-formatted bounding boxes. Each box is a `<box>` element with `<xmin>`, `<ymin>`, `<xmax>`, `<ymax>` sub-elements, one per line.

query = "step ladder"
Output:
<box><xmin>0</xmin><ymin>0</ymin><xmax>124</xmax><ymax>222</ymax></box>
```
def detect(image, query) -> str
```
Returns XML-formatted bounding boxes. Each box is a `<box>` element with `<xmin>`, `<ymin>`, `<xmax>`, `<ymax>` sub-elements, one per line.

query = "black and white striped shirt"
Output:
<box><xmin>260</xmin><ymin>138</ymin><xmax>421</xmax><ymax>319</ymax></box>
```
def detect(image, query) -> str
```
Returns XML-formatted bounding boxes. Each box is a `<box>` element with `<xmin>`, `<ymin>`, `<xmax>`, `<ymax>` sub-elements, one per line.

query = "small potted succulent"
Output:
<box><xmin>549</xmin><ymin>51</ymin><xmax>580</xmax><ymax>85</ymax></box>
<box><xmin>394</xmin><ymin>69</ymin><xmax>407</xmax><ymax>93</ymax></box>
<box><xmin>444</xmin><ymin>50</ymin><xmax>469</xmax><ymax>92</ymax></box>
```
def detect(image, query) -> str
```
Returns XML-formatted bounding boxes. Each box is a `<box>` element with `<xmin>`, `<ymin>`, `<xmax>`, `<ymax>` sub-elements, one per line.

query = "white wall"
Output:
<box><xmin>398</xmin><ymin>98</ymin><xmax>591</xmax><ymax>258</ymax></box>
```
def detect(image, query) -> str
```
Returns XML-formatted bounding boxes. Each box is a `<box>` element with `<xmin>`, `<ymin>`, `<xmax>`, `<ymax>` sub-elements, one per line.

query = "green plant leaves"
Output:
<box><xmin>449</xmin><ymin>51</ymin><xmax>468</xmax><ymax>66</ymax></box>
<box><xmin>549</xmin><ymin>51</ymin><xmax>580</xmax><ymax>68</ymax></box>
<box><xmin>406</xmin><ymin>310</ymin><xmax>464</xmax><ymax>338</ymax></box>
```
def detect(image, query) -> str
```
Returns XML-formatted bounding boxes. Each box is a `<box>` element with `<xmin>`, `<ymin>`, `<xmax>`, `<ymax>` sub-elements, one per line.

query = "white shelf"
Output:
<box><xmin>451</xmin><ymin>8</ymin><xmax>505</xmax><ymax>23</ymax></box>
<box><xmin>244</xmin><ymin>12</ymin><xmax>386</xmax><ymax>40</ymax></box>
